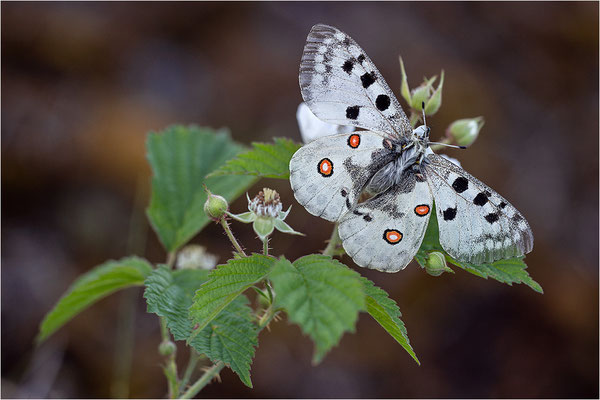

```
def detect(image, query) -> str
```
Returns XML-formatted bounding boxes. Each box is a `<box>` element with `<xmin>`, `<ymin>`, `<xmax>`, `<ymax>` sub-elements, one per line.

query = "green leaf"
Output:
<box><xmin>188</xmin><ymin>254</ymin><xmax>273</xmax><ymax>340</ymax></box>
<box><xmin>38</xmin><ymin>257</ymin><xmax>153</xmax><ymax>343</ymax></box>
<box><xmin>269</xmin><ymin>255</ymin><xmax>366</xmax><ymax>364</ymax></box>
<box><xmin>208</xmin><ymin>137</ymin><xmax>302</xmax><ymax>179</ymax></box>
<box><xmin>361</xmin><ymin>278</ymin><xmax>420</xmax><ymax>365</ymax></box>
<box><xmin>415</xmin><ymin>203</ymin><xmax>543</xmax><ymax>293</ymax></box>
<box><xmin>191</xmin><ymin>294</ymin><xmax>258</xmax><ymax>388</ymax></box>
<box><xmin>144</xmin><ymin>268</ymin><xmax>258</xmax><ymax>387</ymax></box>
<box><xmin>147</xmin><ymin>125</ymin><xmax>257</xmax><ymax>252</ymax></box>
<box><xmin>144</xmin><ymin>267</ymin><xmax>210</xmax><ymax>340</ymax></box>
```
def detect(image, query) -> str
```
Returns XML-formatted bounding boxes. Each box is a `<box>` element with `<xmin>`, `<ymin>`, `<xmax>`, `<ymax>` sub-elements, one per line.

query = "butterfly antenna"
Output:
<box><xmin>429</xmin><ymin>142</ymin><xmax>467</xmax><ymax>149</ymax></box>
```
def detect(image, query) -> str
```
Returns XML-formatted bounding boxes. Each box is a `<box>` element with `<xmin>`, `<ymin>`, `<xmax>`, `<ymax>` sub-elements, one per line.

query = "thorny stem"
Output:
<box><xmin>160</xmin><ymin>318</ymin><xmax>179</xmax><ymax>398</ymax></box>
<box><xmin>182</xmin><ymin>298</ymin><xmax>280</xmax><ymax>398</ymax></box>
<box><xmin>179</xmin><ymin>350</ymin><xmax>204</xmax><ymax>394</ymax></box>
<box><xmin>181</xmin><ymin>361</ymin><xmax>225</xmax><ymax>399</ymax></box>
<box><xmin>323</xmin><ymin>222</ymin><xmax>341</xmax><ymax>257</ymax></box>
<box><xmin>262</xmin><ymin>237</ymin><xmax>269</xmax><ymax>256</ymax></box>
<box><xmin>220</xmin><ymin>216</ymin><xmax>247</xmax><ymax>256</ymax></box>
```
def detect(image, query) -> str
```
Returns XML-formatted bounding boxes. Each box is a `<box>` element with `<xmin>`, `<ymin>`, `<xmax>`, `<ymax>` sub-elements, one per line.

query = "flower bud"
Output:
<box><xmin>446</xmin><ymin>117</ymin><xmax>484</xmax><ymax>147</ymax></box>
<box><xmin>159</xmin><ymin>340</ymin><xmax>176</xmax><ymax>356</ymax></box>
<box><xmin>424</xmin><ymin>251</ymin><xmax>453</xmax><ymax>277</ymax></box>
<box><xmin>409</xmin><ymin>76</ymin><xmax>435</xmax><ymax>111</ymax></box>
<box><xmin>424</xmin><ymin>70</ymin><xmax>444</xmax><ymax>116</ymax></box>
<box><xmin>399</xmin><ymin>56</ymin><xmax>411</xmax><ymax>105</ymax></box>
<box><xmin>204</xmin><ymin>189</ymin><xmax>228</xmax><ymax>220</ymax></box>
<box><xmin>253</xmin><ymin>217</ymin><xmax>275</xmax><ymax>241</ymax></box>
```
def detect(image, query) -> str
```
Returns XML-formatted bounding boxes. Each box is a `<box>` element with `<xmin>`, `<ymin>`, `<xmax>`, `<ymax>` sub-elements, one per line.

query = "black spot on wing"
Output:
<box><xmin>363</xmin><ymin>214</ymin><xmax>372</xmax><ymax>222</ymax></box>
<box><xmin>342</xmin><ymin>59</ymin><xmax>354</xmax><ymax>74</ymax></box>
<box><xmin>357</xmin><ymin>54</ymin><xmax>365</xmax><ymax>63</ymax></box>
<box><xmin>499</xmin><ymin>201</ymin><xmax>507</xmax><ymax>209</ymax></box>
<box><xmin>443</xmin><ymin>207</ymin><xmax>457</xmax><ymax>221</ymax></box>
<box><xmin>452</xmin><ymin>177</ymin><xmax>469</xmax><ymax>193</ymax></box>
<box><xmin>346</xmin><ymin>106</ymin><xmax>360</xmax><ymax>120</ymax></box>
<box><xmin>376</xmin><ymin>94</ymin><xmax>391</xmax><ymax>111</ymax></box>
<box><xmin>485</xmin><ymin>212</ymin><xmax>499</xmax><ymax>223</ymax></box>
<box><xmin>473</xmin><ymin>192</ymin><xmax>488</xmax><ymax>206</ymax></box>
<box><xmin>361</xmin><ymin>72</ymin><xmax>377</xmax><ymax>88</ymax></box>
<box><xmin>341</xmin><ymin>188</ymin><xmax>348</xmax><ymax>197</ymax></box>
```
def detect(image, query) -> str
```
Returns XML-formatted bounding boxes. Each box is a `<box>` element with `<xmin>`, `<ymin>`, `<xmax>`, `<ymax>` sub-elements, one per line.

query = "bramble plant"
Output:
<box><xmin>38</xmin><ymin>59</ymin><xmax>542</xmax><ymax>398</ymax></box>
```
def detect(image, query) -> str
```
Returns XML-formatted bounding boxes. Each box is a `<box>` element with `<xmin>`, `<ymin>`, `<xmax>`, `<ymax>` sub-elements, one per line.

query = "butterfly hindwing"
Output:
<box><xmin>289</xmin><ymin>131</ymin><xmax>394</xmax><ymax>222</ymax></box>
<box><xmin>300</xmin><ymin>24</ymin><xmax>412</xmax><ymax>138</ymax></box>
<box><xmin>424</xmin><ymin>153</ymin><xmax>534</xmax><ymax>264</ymax></box>
<box><xmin>338</xmin><ymin>173</ymin><xmax>433</xmax><ymax>272</ymax></box>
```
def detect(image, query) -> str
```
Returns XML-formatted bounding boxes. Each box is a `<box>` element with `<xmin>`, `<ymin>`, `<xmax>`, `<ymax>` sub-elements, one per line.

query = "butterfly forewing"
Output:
<box><xmin>300</xmin><ymin>24</ymin><xmax>412</xmax><ymax>138</ymax></box>
<box><xmin>424</xmin><ymin>154</ymin><xmax>534</xmax><ymax>264</ymax></box>
<box><xmin>289</xmin><ymin>131</ymin><xmax>394</xmax><ymax>222</ymax></box>
<box><xmin>338</xmin><ymin>174</ymin><xmax>433</xmax><ymax>272</ymax></box>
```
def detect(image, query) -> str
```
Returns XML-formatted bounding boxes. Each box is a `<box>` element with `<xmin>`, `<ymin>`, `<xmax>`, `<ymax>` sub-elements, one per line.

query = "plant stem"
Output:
<box><xmin>409</xmin><ymin>111</ymin><xmax>421</xmax><ymax>128</ymax></box>
<box><xmin>166</xmin><ymin>251</ymin><xmax>176</xmax><ymax>269</ymax></box>
<box><xmin>160</xmin><ymin>318</ymin><xmax>179</xmax><ymax>398</ymax></box>
<box><xmin>180</xmin><ymin>361</ymin><xmax>225</xmax><ymax>399</ymax></box>
<box><xmin>180</xmin><ymin>350</ymin><xmax>204</xmax><ymax>394</ymax></box>
<box><xmin>323</xmin><ymin>222</ymin><xmax>341</xmax><ymax>257</ymax></box>
<box><xmin>220</xmin><ymin>217</ymin><xmax>247</xmax><ymax>256</ymax></box>
<box><xmin>262</xmin><ymin>238</ymin><xmax>269</xmax><ymax>256</ymax></box>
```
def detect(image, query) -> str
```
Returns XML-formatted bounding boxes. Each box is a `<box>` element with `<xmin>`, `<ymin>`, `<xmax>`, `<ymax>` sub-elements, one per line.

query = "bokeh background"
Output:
<box><xmin>2</xmin><ymin>2</ymin><xmax>598</xmax><ymax>398</ymax></box>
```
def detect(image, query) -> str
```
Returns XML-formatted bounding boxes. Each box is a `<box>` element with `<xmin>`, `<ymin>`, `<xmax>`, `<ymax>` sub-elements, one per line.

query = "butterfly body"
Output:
<box><xmin>290</xmin><ymin>24</ymin><xmax>533</xmax><ymax>272</ymax></box>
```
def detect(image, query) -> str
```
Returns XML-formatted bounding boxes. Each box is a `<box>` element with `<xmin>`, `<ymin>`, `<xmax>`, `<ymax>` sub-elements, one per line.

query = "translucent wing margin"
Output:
<box><xmin>299</xmin><ymin>24</ymin><xmax>412</xmax><ymax>138</ymax></box>
<box><xmin>424</xmin><ymin>153</ymin><xmax>534</xmax><ymax>264</ymax></box>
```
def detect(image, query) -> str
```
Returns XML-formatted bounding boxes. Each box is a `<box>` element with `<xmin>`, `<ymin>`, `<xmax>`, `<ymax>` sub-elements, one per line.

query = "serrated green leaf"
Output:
<box><xmin>38</xmin><ymin>257</ymin><xmax>153</xmax><ymax>343</ymax></box>
<box><xmin>146</xmin><ymin>125</ymin><xmax>257</xmax><ymax>252</ymax></box>
<box><xmin>208</xmin><ymin>137</ymin><xmax>302</xmax><ymax>179</ymax></box>
<box><xmin>188</xmin><ymin>254</ymin><xmax>273</xmax><ymax>340</ymax></box>
<box><xmin>269</xmin><ymin>255</ymin><xmax>366</xmax><ymax>364</ymax></box>
<box><xmin>144</xmin><ymin>267</ymin><xmax>210</xmax><ymax>340</ymax></box>
<box><xmin>144</xmin><ymin>268</ymin><xmax>257</xmax><ymax>387</ymax></box>
<box><xmin>415</xmin><ymin>203</ymin><xmax>542</xmax><ymax>293</ymax></box>
<box><xmin>191</xmin><ymin>294</ymin><xmax>258</xmax><ymax>387</ymax></box>
<box><xmin>361</xmin><ymin>278</ymin><xmax>420</xmax><ymax>365</ymax></box>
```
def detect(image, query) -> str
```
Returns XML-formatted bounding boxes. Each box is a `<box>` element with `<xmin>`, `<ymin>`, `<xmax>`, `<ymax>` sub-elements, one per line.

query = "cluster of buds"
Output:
<box><xmin>228</xmin><ymin>188</ymin><xmax>304</xmax><ymax>241</ymax></box>
<box><xmin>400</xmin><ymin>56</ymin><xmax>444</xmax><ymax>117</ymax></box>
<box><xmin>399</xmin><ymin>56</ymin><xmax>483</xmax><ymax>148</ymax></box>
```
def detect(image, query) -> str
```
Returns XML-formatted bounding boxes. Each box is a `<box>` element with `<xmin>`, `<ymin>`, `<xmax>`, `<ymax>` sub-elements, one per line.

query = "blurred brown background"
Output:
<box><xmin>2</xmin><ymin>2</ymin><xmax>598</xmax><ymax>398</ymax></box>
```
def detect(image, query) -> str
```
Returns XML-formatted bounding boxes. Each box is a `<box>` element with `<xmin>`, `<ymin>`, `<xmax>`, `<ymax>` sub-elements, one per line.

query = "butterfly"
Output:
<box><xmin>289</xmin><ymin>24</ymin><xmax>534</xmax><ymax>272</ymax></box>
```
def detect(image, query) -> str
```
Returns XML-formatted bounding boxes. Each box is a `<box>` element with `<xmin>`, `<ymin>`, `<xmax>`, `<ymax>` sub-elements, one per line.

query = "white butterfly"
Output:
<box><xmin>289</xmin><ymin>24</ymin><xmax>533</xmax><ymax>272</ymax></box>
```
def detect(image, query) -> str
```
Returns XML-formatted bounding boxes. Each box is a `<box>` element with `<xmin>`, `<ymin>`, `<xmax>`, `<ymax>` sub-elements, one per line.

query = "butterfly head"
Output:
<box><xmin>412</xmin><ymin>125</ymin><xmax>431</xmax><ymax>141</ymax></box>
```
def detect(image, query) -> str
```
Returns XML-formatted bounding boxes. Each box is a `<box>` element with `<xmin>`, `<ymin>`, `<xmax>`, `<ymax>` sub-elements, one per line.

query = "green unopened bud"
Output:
<box><xmin>446</xmin><ymin>117</ymin><xmax>485</xmax><ymax>147</ymax></box>
<box><xmin>203</xmin><ymin>187</ymin><xmax>228</xmax><ymax>220</ymax></box>
<box><xmin>424</xmin><ymin>70</ymin><xmax>444</xmax><ymax>116</ymax></box>
<box><xmin>424</xmin><ymin>251</ymin><xmax>454</xmax><ymax>277</ymax></box>
<box><xmin>399</xmin><ymin>56</ymin><xmax>411</xmax><ymax>105</ymax></box>
<box><xmin>253</xmin><ymin>216</ymin><xmax>275</xmax><ymax>241</ymax></box>
<box><xmin>159</xmin><ymin>340</ymin><xmax>176</xmax><ymax>356</ymax></box>
<box><xmin>410</xmin><ymin>75</ymin><xmax>436</xmax><ymax>111</ymax></box>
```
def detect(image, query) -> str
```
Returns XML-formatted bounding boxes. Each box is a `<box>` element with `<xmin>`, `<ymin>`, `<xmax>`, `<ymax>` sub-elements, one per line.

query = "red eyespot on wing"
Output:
<box><xmin>383</xmin><ymin>229</ymin><xmax>403</xmax><ymax>244</ymax></box>
<box><xmin>318</xmin><ymin>158</ymin><xmax>334</xmax><ymax>177</ymax></box>
<box><xmin>347</xmin><ymin>134</ymin><xmax>361</xmax><ymax>148</ymax></box>
<box><xmin>414</xmin><ymin>204</ymin><xmax>430</xmax><ymax>216</ymax></box>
